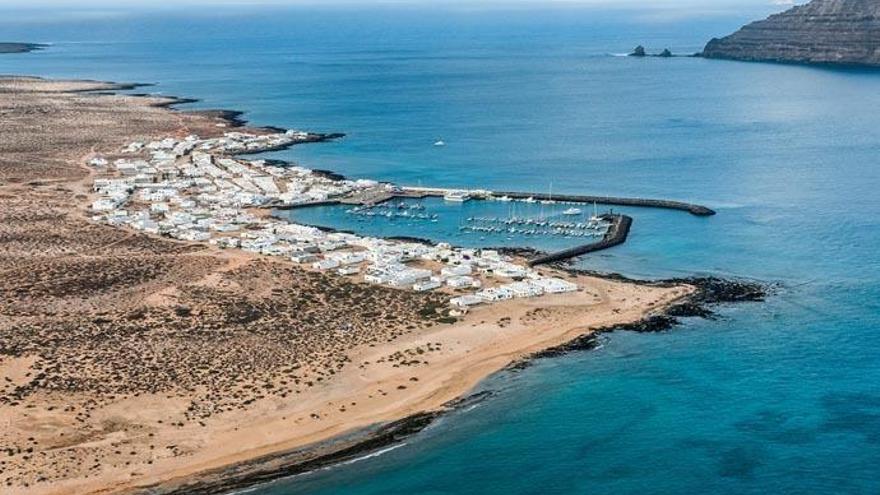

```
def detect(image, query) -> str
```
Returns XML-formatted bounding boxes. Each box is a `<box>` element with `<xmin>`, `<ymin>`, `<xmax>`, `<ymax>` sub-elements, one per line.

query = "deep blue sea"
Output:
<box><xmin>3</xmin><ymin>5</ymin><xmax>880</xmax><ymax>494</ymax></box>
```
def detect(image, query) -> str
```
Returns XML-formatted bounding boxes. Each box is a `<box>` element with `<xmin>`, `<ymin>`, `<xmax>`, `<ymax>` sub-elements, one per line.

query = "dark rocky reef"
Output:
<box><xmin>386</xmin><ymin>235</ymin><xmax>436</xmax><ymax>246</ymax></box>
<box><xmin>509</xmin><ymin>275</ymin><xmax>770</xmax><ymax>371</ymax></box>
<box><xmin>488</xmin><ymin>246</ymin><xmax>545</xmax><ymax>259</ymax></box>
<box><xmin>189</xmin><ymin>109</ymin><xmax>249</xmax><ymax>128</ymax></box>
<box><xmin>702</xmin><ymin>0</ymin><xmax>880</xmax><ymax>67</ymax></box>
<box><xmin>0</xmin><ymin>42</ymin><xmax>46</xmax><ymax>54</ymax></box>
<box><xmin>311</xmin><ymin>169</ymin><xmax>348</xmax><ymax>181</ymax></box>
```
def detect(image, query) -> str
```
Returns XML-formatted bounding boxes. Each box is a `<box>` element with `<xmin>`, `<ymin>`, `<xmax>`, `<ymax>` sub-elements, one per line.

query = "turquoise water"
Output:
<box><xmin>3</xmin><ymin>5</ymin><xmax>880</xmax><ymax>494</ymax></box>
<box><xmin>281</xmin><ymin>197</ymin><xmax>617</xmax><ymax>254</ymax></box>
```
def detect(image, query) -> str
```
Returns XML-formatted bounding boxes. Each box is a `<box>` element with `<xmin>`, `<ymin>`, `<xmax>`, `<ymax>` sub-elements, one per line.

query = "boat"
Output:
<box><xmin>563</xmin><ymin>207</ymin><xmax>582</xmax><ymax>216</ymax></box>
<box><xmin>496</xmin><ymin>195</ymin><xmax>512</xmax><ymax>202</ymax></box>
<box><xmin>541</xmin><ymin>182</ymin><xmax>556</xmax><ymax>204</ymax></box>
<box><xmin>443</xmin><ymin>190</ymin><xmax>471</xmax><ymax>202</ymax></box>
<box><xmin>523</xmin><ymin>197</ymin><xmax>536</xmax><ymax>203</ymax></box>
<box><xmin>433</xmin><ymin>140</ymin><xmax>446</xmax><ymax>147</ymax></box>
<box><xmin>590</xmin><ymin>202</ymin><xmax>605</xmax><ymax>223</ymax></box>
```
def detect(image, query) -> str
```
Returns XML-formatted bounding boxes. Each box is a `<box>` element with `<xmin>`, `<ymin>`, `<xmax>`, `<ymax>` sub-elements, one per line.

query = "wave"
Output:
<box><xmin>224</xmin><ymin>444</ymin><xmax>409</xmax><ymax>495</ymax></box>
<box><xmin>336</xmin><ymin>442</ymin><xmax>408</xmax><ymax>467</ymax></box>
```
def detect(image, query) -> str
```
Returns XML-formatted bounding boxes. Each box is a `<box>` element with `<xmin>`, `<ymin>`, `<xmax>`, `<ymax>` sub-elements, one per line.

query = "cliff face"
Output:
<box><xmin>702</xmin><ymin>0</ymin><xmax>880</xmax><ymax>66</ymax></box>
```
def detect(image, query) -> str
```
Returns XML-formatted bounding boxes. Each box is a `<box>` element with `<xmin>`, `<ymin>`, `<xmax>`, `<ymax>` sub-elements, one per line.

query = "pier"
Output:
<box><xmin>527</xmin><ymin>214</ymin><xmax>632</xmax><ymax>266</ymax></box>
<box><xmin>494</xmin><ymin>192</ymin><xmax>714</xmax><ymax>216</ymax></box>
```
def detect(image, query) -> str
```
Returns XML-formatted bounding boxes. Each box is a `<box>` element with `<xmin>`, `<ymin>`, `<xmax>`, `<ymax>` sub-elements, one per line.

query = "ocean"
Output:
<box><xmin>3</xmin><ymin>4</ymin><xmax>880</xmax><ymax>494</ymax></box>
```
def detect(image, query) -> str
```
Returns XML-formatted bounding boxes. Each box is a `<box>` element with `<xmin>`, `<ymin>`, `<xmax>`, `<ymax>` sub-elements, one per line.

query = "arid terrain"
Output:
<box><xmin>0</xmin><ymin>77</ymin><xmax>692</xmax><ymax>494</ymax></box>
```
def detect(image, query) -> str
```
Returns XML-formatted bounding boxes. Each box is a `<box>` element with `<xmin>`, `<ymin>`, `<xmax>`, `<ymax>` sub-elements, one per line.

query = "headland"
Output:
<box><xmin>0</xmin><ymin>75</ymin><xmax>758</xmax><ymax>495</ymax></box>
<box><xmin>701</xmin><ymin>0</ymin><xmax>880</xmax><ymax>67</ymax></box>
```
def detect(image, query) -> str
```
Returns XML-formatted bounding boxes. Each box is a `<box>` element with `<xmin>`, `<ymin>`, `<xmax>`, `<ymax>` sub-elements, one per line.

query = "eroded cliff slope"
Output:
<box><xmin>703</xmin><ymin>0</ymin><xmax>880</xmax><ymax>66</ymax></box>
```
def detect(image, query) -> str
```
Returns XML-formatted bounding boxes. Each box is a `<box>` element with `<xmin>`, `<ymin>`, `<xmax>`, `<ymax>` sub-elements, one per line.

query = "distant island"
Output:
<box><xmin>0</xmin><ymin>42</ymin><xmax>46</xmax><ymax>54</ymax></box>
<box><xmin>702</xmin><ymin>0</ymin><xmax>880</xmax><ymax>67</ymax></box>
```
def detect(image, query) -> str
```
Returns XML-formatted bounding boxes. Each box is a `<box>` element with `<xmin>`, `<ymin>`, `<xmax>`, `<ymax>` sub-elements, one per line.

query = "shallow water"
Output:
<box><xmin>3</xmin><ymin>5</ymin><xmax>880</xmax><ymax>494</ymax></box>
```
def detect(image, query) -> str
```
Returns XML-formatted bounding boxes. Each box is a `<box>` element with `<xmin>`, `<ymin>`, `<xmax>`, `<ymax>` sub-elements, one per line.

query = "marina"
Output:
<box><xmin>276</xmin><ymin>181</ymin><xmax>709</xmax><ymax>264</ymax></box>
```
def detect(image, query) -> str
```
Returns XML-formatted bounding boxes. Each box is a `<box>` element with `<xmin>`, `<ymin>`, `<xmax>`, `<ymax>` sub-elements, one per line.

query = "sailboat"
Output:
<box><xmin>433</xmin><ymin>139</ymin><xmax>446</xmax><ymax>147</ymax></box>
<box><xmin>540</xmin><ymin>182</ymin><xmax>556</xmax><ymax>204</ymax></box>
<box><xmin>589</xmin><ymin>202</ymin><xmax>602</xmax><ymax>223</ymax></box>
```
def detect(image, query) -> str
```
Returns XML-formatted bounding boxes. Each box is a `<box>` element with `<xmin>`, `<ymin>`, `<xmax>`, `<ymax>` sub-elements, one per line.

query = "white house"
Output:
<box><xmin>507</xmin><ymin>281</ymin><xmax>544</xmax><ymax>298</ymax></box>
<box><xmin>441</xmin><ymin>264</ymin><xmax>472</xmax><ymax>278</ymax></box>
<box><xmin>477</xmin><ymin>287</ymin><xmax>514</xmax><ymax>302</ymax></box>
<box><xmin>313</xmin><ymin>259</ymin><xmax>340</xmax><ymax>271</ymax></box>
<box><xmin>91</xmin><ymin>199</ymin><xmax>118</xmax><ymax>211</ymax></box>
<box><xmin>337</xmin><ymin>265</ymin><xmax>360</xmax><ymax>276</ymax></box>
<box><xmin>533</xmin><ymin>278</ymin><xmax>578</xmax><ymax>294</ymax></box>
<box><xmin>446</xmin><ymin>275</ymin><xmax>477</xmax><ymax>289</ymax></box>
<box><xmin>450</xmin><ymin>295</ymin><xmax>483</xmax><ymax>308</ymax></box>
<box><xmin>413</xmin><ymin>279</ymin><xmax>442</xmax><ymax>292</ymax></box>
<box><xmin>290</xmin><ymin>252</ymin><xmax>319</xmax><ymax>263</ymax></box>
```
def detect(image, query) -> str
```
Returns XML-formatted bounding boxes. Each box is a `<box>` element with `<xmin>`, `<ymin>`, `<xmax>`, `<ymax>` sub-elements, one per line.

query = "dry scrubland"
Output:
<box><xmin>0</xmin><ymin>77</ymin><xmax>690</xmax><ymax>494</ymax></box>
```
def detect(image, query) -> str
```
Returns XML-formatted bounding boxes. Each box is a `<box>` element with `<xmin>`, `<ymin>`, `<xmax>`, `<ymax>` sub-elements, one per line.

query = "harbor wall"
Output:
<box><xmin>528</xmin><ymin>214</ymin><xmax>632</xmax><ymax>266</ymax></box>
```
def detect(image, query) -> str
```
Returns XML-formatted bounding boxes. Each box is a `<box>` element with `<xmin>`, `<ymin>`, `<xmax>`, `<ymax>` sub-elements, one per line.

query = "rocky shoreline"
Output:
<box><xmin>139</xmin><ymin>274</ymin><xmax>767</xmax><ymax>495</ymax></box>
<box><xmin>139</xmin><ymin>392</ymin><xmax>495</xmax><ymax>495</ymax></box>
<box><xmin>510</xmin><ymin>275</ymin><xmax>768</xmax><ymax>368</ymax></box>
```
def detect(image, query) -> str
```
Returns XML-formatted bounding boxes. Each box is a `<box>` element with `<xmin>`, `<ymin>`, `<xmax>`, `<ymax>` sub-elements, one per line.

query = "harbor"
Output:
<box><xmin>274</xmin><ymin>183</ymin><xmax>712</xmax><ymax>263</ymax></box>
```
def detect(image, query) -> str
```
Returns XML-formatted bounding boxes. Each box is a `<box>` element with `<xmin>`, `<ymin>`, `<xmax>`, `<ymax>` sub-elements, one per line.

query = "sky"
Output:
<box><xmin>0</xmin><ymin>0</ymin><xmax>797</xmax><ymax>7</ymax></box>
<box><xmin>0</xmin><ymin>0</ymin><xmax>799</xmax><ymax>28</ymax></box>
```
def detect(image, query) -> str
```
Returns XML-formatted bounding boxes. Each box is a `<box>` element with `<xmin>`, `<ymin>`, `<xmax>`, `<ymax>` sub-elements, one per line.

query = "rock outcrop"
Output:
<box><xmin>629</xmin><ymin>46</ymin><xmax>676</xmax><ymax>58</ymax></box>
<box><xmin>0</xmin><ymin>42</ymin><xmax>45</xmax><ymax>54</ymax></box>
<box><xmin>702</xmin><ymin>0</ymin><xmax>880</xmax><ymax>66</ymax></box>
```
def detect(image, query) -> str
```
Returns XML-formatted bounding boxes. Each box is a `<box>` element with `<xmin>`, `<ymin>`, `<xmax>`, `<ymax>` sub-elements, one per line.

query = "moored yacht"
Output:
<box><xmin>443</xmin><ymin>190</ymin><xmax>471</xmax><ymax>202</ymax></box>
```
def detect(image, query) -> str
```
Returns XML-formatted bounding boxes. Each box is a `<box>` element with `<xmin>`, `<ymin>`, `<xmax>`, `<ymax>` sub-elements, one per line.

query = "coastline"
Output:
<box><xmin>126</xmin><ymin>276</ymin><xmax>696</xmax><ymax>495</ymax></box>
<box><xmin>136</xmin><ymin>276</ymin><xmax>766</xmax><ymax>495</ymax></box>
<box><xmin>0</xmin><ymin>75</ymin><xmax>762</xmax><ymax>495</ymax></box>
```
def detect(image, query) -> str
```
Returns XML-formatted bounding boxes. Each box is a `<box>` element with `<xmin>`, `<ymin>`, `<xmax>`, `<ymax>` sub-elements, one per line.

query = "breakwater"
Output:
<box><xmin>270</xmin><ymin>187</ymin><xmax>714</xmax><ymax>217</ymax></box>
<box><xmin>488</xmin><ymin>191</ymin><xmax>714</xmax><ymax>216</ymax></box>
<box><xmin>396</xmin><ymin>187</ymin><xmax>714</xmax><ymax>216</ymax></box>
<box><xmin>527</xmin><ymin>214</ymin><xmax>632</xmax><ymax>266</ymax></box>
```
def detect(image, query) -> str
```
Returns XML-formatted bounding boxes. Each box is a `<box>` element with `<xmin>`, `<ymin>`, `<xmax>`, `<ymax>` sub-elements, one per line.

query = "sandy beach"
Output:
<box><xmin>0</xmin><ymin>76</ymin><xmax>693</xmax><ymax>494</ymax></box>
